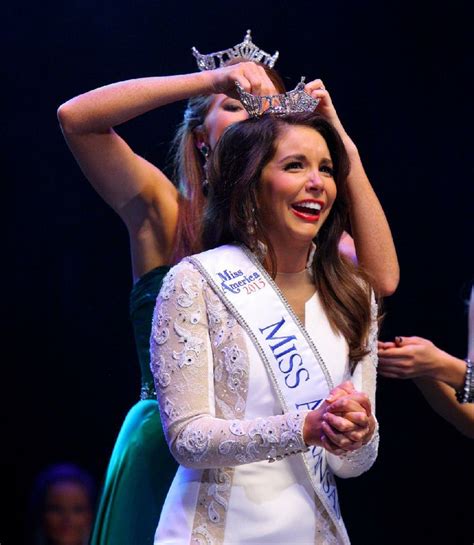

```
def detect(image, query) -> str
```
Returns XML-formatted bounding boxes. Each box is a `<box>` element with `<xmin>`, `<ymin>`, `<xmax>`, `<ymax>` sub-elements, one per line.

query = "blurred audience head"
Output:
<box><xmin>27</xmin><ymin>462</ymin><xmax>97</xmax><ymax>545</ymax></box>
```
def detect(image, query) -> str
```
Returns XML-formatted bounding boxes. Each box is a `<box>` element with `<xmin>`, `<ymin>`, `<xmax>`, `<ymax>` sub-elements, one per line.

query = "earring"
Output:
<box><xmin>202</xmin><ymin>178</ymin><xmax>209</xmax><ymax>196</ymax></box>
<box><xmin>200</xmin><ymin>144</ymin><xmax>210</xmax><ymax>160</ymax></box>
<box><xmin>200</xmin><ymin>144</ymin><xmax>210</xmax><ymax>196</ymax></box>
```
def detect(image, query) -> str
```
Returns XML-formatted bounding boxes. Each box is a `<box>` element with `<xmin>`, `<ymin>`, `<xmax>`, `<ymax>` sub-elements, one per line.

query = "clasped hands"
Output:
<box><xmin>303</xmin><ymin>381</ymin><xmax>376</xmax><ymax>456</ymax></box>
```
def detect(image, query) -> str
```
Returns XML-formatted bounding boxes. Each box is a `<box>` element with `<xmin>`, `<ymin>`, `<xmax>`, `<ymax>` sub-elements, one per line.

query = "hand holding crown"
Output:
<box><xmin>207</xmin><ymin>61</ymin><xmax>279</xmax><ymax>98</ymax></box>
<box><xmin>235</xmin><ymin>77</ymin><xmax>320</xmax><ymax>117</ymax></box>
<box><xmin>304</xmin><ymin>78</ymin><xmax>358</xmax><ymax>154</ymax></box>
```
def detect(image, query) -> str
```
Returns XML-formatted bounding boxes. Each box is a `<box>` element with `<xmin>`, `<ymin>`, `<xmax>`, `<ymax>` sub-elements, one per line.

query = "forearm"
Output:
<box><xmin>426</xmin><ymin>351</ymin><xmax>468</xmax><ymax>390</ymax></box>
<box><xmin>345</xmin><ymin>146</ymin><xmax>399</xmax><ymax>296</ymax></box>
<box><xmin>151</xmin><ymin>262</ymin><xmax>309</xmax><ymax>469</ymax></box>
<box><xmin>58</xmin><ymin>71</ymin><xmax>213</xmax><ymax>134</ymax></box>
<box><xmin>414</xmin><ymin>378</ymin><xmax>474</xmax><ymax>439</ymax></box>
<box><xmin>304</xmin><ymin>83</ymin><xmax>399</xmax><ymax>295</ymax></box>
<box><xmin>167</xmin><ymin>411</ymin><xmax>308</xmax><ymax>469</ymax></box>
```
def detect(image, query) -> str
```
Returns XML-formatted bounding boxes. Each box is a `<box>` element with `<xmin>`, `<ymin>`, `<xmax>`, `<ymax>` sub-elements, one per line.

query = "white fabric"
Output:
<box><xmin>151</xmin><ymin>260</ymin><xmax>378</xmax><ymax>545</ymax></box>
<box><xmin>189</xmin><ymin>244</ymin><xmax>351</xmax><ymax>541</ymax></box>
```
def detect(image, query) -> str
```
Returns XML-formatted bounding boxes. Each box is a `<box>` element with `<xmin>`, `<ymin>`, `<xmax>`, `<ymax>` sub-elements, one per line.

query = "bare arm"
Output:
<box><xmin>420</xmin><ymin>285</ymin><xmax>473</xmax><ymax>438</ymax></box>
<box><xmin>379</xmin><ymin>340</ymin><xmax>474</xmax><ymax>438</ymax></box>
<box><xmin>57</xmin><ymin>73</ymin><xmax>212</xmax><ymax>276</ymax></box>
<box><xmin>378</xmin><ymin>336</ymin><xmax>474</xmax><ymax>436</ymax></box>
<box><xmin>306</xmin><ymin>81</ymin><xmax>399</xmax><ymax>296</ymax></box>
<box><xmin>378</xmin><ymin>336</ymin><xmax>467</xmax><ymax>388</ymax></box>
<box><xmin>57</xmin><ymin>63</ymin><xmax>278</xmax><ymax>278</ymax></box>
<box><xmin>414</xmin><ymin>378</ymin><xmax>474</xmax><ymax>438</ymax></box>
<box><xmin>378</xmin><ymin>287</ymin><xmax>474</xmax><ymax>438</ymax></box>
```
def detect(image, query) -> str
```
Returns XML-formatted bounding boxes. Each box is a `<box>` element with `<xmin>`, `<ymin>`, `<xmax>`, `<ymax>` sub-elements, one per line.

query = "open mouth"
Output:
<box><xmin>291</xmin><ymin>200</ymin><xmax>323</xmax><ymax>220</ymax></box>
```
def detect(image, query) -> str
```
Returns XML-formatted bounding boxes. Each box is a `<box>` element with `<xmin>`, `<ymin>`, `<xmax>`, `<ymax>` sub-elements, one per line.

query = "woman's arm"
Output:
<box><xmin>57</xmin><ymin>63</ymin><xmax>278</xmax><ymax>277</ymax></box>
<box><xmin>378</xmin><ymin>287</ymin><xmax>474</xmax><ymax>438</ymax></box>
<box><xmin>414</xmin><ymin>377</ymin><xmax>474</xmax><ymax>438</ymax></box>
<box><xmin>378</xmin><ymin>336</ymin><xmax>467</xmax><ymax>388</ymax></box>
<box><xmin>306</xmin><ymin>81</ymin><xmax>399</xmax><ymax>296</ymax></box>
<box><xmin>57</xmin><ymin>74</ymin><xmax>205</xmax><ymax>275</ymax></box>
<box><xmin>379</xmin><ymin>344</ymin><xmax>474</xmax><ymax>438</ymax></box>
<box><xmin>150</xmin><ymin>261</ymin><xmax>371</xmax><ymax>469</ymax></box>
<box><xmin>151</xmin><ymin>261</ymin><xmax>310</xmax><ymax>469</ymax></box>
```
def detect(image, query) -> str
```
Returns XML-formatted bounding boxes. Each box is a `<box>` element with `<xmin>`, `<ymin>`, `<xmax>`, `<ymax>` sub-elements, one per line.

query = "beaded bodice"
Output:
<box><xmin>129</xmin><ymin>265</ymin><xmax>170</xmax><ymax>398</ymax></box>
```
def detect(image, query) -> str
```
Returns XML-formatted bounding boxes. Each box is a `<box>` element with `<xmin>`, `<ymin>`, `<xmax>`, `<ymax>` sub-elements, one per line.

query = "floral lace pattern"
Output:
<box><xmin>151</xmin><ymin>260</ymin><xmax>379</xmax><ymax>545</ymax></box>
<box><xmin>151</xmin><ymin>261</ymin><xmax>308</xmax><ymax>470</ymax></box>
<box><xmin>219</xmin><ymin>412</ymin><xmax>307</xmax><ymax>464</ymax></box>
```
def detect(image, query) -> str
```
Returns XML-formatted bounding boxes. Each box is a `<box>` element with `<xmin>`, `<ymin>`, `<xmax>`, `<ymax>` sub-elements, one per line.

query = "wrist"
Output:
<box><xmin>195</xmin><ymin>69</ymin><xmax>218</xmax><ymax>95</ymax></box>
<box><xmin>432</xmin><ymin>352</ymin><xmax>468</xmax><ymax>389</ymax></box>
<box><xmin>303</xmin><ymin>408</ymin><xmax>325</xmax><ymax>447</ymax></box>
<box><xmin>455</xmin><ymin>358</ymin><xmax>474</xmax><ymax>404</ymax></box>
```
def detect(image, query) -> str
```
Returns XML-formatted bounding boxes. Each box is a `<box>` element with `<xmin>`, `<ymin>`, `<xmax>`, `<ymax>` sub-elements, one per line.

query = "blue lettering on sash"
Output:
<box><xmin>217</xmin><ymin>268</ymin><xmax>260</xmax><ymax>294</ymax></box>
<box><xmin>311</xmin><ymin>445</ymin><xmax>326</xmax><ymax>482</ymax></box>
<box><xmin>259</xmin><ymin>317</ymin><xmax>311</xmax><ymax>388</ymax></box>
<box><xmin>295</xmin><ymin>399</ymin><xmax>323</xmax><ymax>411</ymax></box>
<box><xmin>327</xmin><ymin>487</ymin><xmax>340</xmax><ymax>518</ymax></box>
<box><xmin>309</xmin><ymin>446</ymin><xmax>340</xmax><ymax>519</ymax></box>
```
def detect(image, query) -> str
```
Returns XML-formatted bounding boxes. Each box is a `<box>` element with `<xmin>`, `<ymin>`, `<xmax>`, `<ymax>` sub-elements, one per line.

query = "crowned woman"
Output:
<box><xmin>150</xmin><ymin>81</ymin><xmax>380</xmax><ymax>545</ymax></box>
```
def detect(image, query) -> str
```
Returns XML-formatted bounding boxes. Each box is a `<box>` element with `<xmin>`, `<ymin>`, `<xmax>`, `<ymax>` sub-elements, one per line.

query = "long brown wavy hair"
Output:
<box><xmin>203</xmin><ymin>112</ymin><xmax>372</xmax><ymax>365</ymax></box>
<box><xmin>170</xmin><ymin>61</ymin><xmax>286</xmax><ymax>263</ymax></box>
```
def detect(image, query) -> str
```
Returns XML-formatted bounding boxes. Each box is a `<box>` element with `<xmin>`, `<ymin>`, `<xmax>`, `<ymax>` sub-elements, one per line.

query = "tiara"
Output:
<box><xmin>235</xmin><ymin>77</ymin><xmax>320</xmax><ymax>118</ymax></box>
<box><xmin>192</xmin><ymin>30</ymin><xmax>279</xmax><ymax>71</ymax></box>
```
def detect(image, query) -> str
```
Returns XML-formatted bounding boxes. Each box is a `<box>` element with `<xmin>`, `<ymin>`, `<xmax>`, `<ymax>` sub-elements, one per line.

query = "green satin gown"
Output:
<box><xmin>90</xmin><ymin>266</ymin><xmax>177</xmax><ymax>545</ymax></box>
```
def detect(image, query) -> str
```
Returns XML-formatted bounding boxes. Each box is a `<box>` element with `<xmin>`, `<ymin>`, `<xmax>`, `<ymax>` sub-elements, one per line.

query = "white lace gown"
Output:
<box><xmin>150</xmin><ymin>260</ymin><xmax>379</xmax><ymax>545</ymax></box>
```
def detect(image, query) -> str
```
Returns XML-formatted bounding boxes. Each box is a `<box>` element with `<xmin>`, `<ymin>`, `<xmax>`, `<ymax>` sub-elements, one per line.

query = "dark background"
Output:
<box><xmin>4</xmin><ymin>0</ymin><xmax>473</xmax><ymax>543</ymax></box>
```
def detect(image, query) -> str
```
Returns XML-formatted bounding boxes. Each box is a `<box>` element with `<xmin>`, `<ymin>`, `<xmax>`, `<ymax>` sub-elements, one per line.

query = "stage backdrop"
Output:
<box><xmin>4</xmin><ymin>1</ymin><xmax>473</xmax><ymax>543</ymax></box>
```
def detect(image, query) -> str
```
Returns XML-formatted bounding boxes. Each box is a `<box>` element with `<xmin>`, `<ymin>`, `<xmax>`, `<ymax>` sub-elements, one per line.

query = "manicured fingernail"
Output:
<box><xmin>395</xmin><ymin>336</ymin><xmax>402</xmax><ymax>344</ymax></box>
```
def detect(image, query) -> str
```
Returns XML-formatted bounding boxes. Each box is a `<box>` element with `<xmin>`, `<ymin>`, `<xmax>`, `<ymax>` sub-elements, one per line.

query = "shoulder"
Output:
<box><xmin>158</xmin><ymin>259</ymin><xmax>208</xmax><ymax>302</ymax></box>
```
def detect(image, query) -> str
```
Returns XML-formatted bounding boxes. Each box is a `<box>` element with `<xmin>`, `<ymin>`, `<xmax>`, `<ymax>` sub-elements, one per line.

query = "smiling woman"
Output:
<box><xmin>258</xmin><ymin>125</ymin><xmax>338</xmax><ymax>267</ymax></box>
<box><xmin>57</xmin><ymin>30</ymin><xmax>398</xmax><ymax>543</ymax></box>
<box><xmin>57</xmin><ymin>56</ymin><xmax>285</xmax><ymax>545</ymax></box>
<box><xmin>150</xmin><ymin>111</ymin><xmax>379</xmax><ymax>544</ymax></box>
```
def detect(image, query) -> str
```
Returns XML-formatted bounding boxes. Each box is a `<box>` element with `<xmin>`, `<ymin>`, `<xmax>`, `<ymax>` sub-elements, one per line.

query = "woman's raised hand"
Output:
<box><xmin>208</xmin><ymin>61</ymin><xmax>278</xmax><ymax>97</ymax></box>
<box><xmin>304</xmin><ymin>78</ymin><xmax>356</xmax><ymax>153</ymax></box>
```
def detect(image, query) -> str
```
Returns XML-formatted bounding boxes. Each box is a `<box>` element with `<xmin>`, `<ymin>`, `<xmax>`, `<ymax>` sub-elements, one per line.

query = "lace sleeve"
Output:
<box><xmin>326</xmin><ymin>291</ymin><xmax>380</xmax><ymax>478</ymax></box>
<box><xmin>150</xmin><ymin>260</ymin><xmax>308</xmax><ymax>469</ymax></box>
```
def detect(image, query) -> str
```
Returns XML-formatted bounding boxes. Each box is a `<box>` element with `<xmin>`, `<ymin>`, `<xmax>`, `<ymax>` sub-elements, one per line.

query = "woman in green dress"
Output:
<box><xmin>58</xmin><ymin>33</ymin><xmax>399</xmax><ymax>545</ymax></box>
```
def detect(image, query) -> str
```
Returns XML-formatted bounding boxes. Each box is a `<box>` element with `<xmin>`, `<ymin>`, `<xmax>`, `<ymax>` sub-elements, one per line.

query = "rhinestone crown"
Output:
<box><xmin>192</xmin><ymin>30</ymin><xmax>279</xmax><ymax>71</ymax></box>
<box><xmin>235</xmin><ymin>77</ymin><xmax>320</xmax><ymax>118</ymax></box>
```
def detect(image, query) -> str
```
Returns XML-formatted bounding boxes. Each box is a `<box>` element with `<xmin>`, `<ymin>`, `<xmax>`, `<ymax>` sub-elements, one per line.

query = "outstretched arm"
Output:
<box><xmin>414</xmin><ymin>378</ymin><xmax>474</xmax><ymax>439</ymax></box>
<box><xmin>378</xmin><ymin>291</ymin><xmax>474</xmax><ymax>440</ymax></box>
<box><xmin>306</xmin><ymin>80</ymin><xmax>399</xmax><ymax>296</ymax></box>
<box><xmin>378</xmin><ymin>336</ymin><xmax>467</xmax><ymax>388</ymax></box>
<box><xmin>57</xmin><ymin>63</ymin><xmax>277</xmax><ymax>277</ymax></box>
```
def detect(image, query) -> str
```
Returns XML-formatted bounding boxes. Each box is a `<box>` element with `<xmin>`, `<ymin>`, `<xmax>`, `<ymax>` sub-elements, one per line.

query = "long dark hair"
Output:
<box><xmin>203</xmin><ymin>112</ymin><xmax>372</xmax><ymax>364</ymax></box>
<box><xmin>170</xmin><ymin>61</ymin><xmax>286</xmax><ymax>263</ymax></box>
